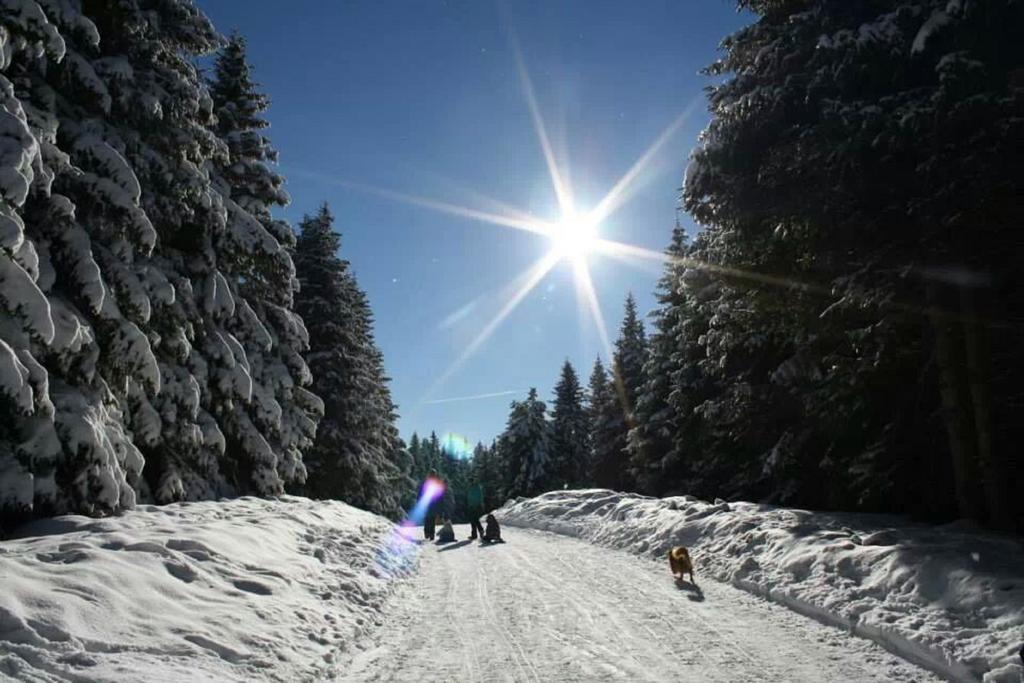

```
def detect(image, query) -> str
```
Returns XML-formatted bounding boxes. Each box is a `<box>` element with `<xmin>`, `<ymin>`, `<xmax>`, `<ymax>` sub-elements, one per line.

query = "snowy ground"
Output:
<box><xmin>2</xmin><ymin>494</ymin><xmax>1018</xmax><ymax>682</ymax></box>
<box><xmin>339</xmin><ymin>524</ymin><xmax>937</xmax><ymax>682</ymax></box>
<box><xmin>0</xmin><ymin>496</ymin><xmax>414</xmax><ymax>682</ymax></box>
<box><xmin>496</xmin><ymin>490</ymin><xmax>1024</xmax><ymax>682</ymax></box>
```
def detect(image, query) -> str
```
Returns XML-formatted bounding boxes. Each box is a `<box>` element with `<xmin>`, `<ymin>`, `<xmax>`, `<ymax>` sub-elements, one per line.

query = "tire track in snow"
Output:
<box><xmin>476</xmin><ymin>560</ymin><xmax>542</xmax><ymax>683</ymax></box>
<box><xmin>505</xmin><ymin>542</ymin><xmax>689</xmax><ymax>681</ymax></box>
<box><xmin>538</xmin><ymin>544</ymin><xmax>755</xmax><ymax>679</ymax></box>
<box><xmin>531</xmin><ymin>527</ymin><xmax>926</xmax><ymax>683</ymax></box>
<box><xmin>440</xmin><ymin>550</ymin><xmax>480</xmax><ymax>682</ymax></box>
<box><xmin>338</xmin><ymin>526</ymin><xmax>939</xmax><ymax>682</ymax></box>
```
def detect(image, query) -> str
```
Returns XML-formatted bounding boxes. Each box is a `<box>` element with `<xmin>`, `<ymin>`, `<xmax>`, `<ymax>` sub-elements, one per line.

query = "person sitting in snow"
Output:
<box><xmin>437</xmin><ymin>518</ymin><xmax>456</xmax><ymax>543</ymax></box>
<box><xmin>482</xmin><ymin>514</ymin><xmax>503</xmax><ymax>544</ymax></box>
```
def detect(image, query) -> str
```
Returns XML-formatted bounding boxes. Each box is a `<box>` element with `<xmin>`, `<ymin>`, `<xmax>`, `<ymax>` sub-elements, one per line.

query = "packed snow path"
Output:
<box><xmin>339</xmin><ymin>526</ymin><xmax>937</xmax><ymax>682</ymax></box>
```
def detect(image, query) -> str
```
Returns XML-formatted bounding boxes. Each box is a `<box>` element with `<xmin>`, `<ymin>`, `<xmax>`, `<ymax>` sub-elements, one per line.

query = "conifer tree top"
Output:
<box><xmin>210</xmin><ymin>33</ymin><xmax>270</xmax><ymax>135</ymax></box>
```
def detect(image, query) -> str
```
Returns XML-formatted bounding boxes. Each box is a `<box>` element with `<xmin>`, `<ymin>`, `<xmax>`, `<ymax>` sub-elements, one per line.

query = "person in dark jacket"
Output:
<box><xmin>482</xmin><ymin>514</ymin><xmax>503</xmax><ymax>544</ymax></box>
<box><xmin>423</xmin><ymin>509</ymin><xmax>437</xmax><ymax>541</ymax></box>
<box><xmin>467</xmin><ymin>482</ymin><xmax>485</xmax><ymax>540</ymax></box>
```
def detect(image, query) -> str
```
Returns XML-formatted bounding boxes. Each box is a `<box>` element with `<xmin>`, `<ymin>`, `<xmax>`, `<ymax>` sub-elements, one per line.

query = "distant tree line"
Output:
<box><xmin>0</xmin><ymin>4</ymin><xmax>410</xmax><ymax>530</ymax></box>
<box><xmin>458</xmin><ymin>0</ymin><xmax>1022</xmax><ymax>531</ymax></box>
<box><xmin>412</xmin><ymin>294</ymin><xmax>649</xmax><ymax>513</ymax></box>
<box><xmin>405</xmin><ymin>433</ymin><xmax>474</xmax><ymax>521</ymax></box>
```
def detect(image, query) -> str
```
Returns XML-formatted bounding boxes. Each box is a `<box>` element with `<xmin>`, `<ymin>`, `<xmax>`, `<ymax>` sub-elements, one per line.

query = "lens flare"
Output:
<box><xmin>417</xmin><ymin>476</ymin><xmax>447</xmax><ymax>518</ymax></box>
<box><xmin>441</xmin><ymin>433</ymin><xmax>474</xmax><ymax>460</ymax></box>
<box><xmin>373</xmin><ymin>476</ymin><xmax>447</xmax><ymax>578</ymax></box>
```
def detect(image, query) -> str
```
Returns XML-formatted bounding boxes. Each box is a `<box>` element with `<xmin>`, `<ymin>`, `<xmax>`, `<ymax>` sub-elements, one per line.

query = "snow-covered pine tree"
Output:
<box><xmin>293</xmin><ymin>204</ymin><xmax>407</xmax><ymax>518</ymax></box>
<box><xmin>424</xmin><ymin>431</ymin><xmax>443</xmax><ymax>478</ymax></box>
<box><xmin>208</xmin><ymin>33</ymin><xmax>321</xmax><ymax>496</ymax></box>
<box><xmin>393</xmin><ymin>436</ymin><xmax>417</xmax><ymax>512</ymax></box>
<box><xmin>628</xmin><ymin>224</ymin><xmax>687</xmax><ymax>493</ymax></box>
<box><xmin>667</xmin><ymin>231</ymin><xmax>774</xmax><ymax>501</ymax></box>
<box><xmin>0</xmin><ymin>2</ymin><xmax>81</xmax><ymax>523</ymax></box>
<box><xmin>359</xmin><ymin>309</ymin><xmax>414</xmax><ymax>516</ymax></box>
<box><xmin>470</xmin><ymin>441</ymin><xmax>501</xmax><ymax>511</ymax></box>
<box><xmin>0</xmin><ymin>0</ymin><xmax>252</xmax><ymax>521</ymax></box>
<box><xmin>438</xmin><ymin>445</ymin><xmax>468</xmax><ymax>520</ymax></box>
<box><xmin>593</xmin><ymin>295</ymin><xmax>646</xmax><ymax>491</ymax></box>
<box><xmin>498</xmin><ymin>388</ymin><xmax>551</xmax><ymax>499</ymax></box>
<box><xmin>408</xmin><ymin>432</ymin><xmax>425</xmax><ymax>483</ymax></box>
<box><xmin>486</xmin><ymin>438</ymin><xmax>502</xmax><ymax>507</ymax></box>
<box><xmin>682</xmin><ymin>0</ymin><xmax>1023</xmax><ymax>528</ymax></box>
<box><xmin>585</xmin><ymin>357</ymin><xmax>614</xmax><ymax>489</ymax></box>
<box><xmin>549</xmin><ymin>359</ymin><xmax>588</xmax><ymax>488</ymax></box>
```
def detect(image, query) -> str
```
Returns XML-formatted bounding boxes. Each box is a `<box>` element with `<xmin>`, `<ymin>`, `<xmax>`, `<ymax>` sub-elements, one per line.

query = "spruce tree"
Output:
<box><xmin>586</xmin><ymin>357</ymin><xmax>615</xmax><ymax>489</ymax></box>
<box><xmin>549</xmin><ymin>360</ymin><xmax>588</xmax><ymax>488</ymax></box>
<box><xmin>593</xmin><ymin>295</ymin><xmax>646</xmax><ymax>490</ymax></box>
<box><xmin>293</xmin><ymin>204</ymin><xmax>407</xmax><ymax>517</ymax></box>
<box><xmin>0</xmin><ymin>0</ymin><xmax>237</xmax><ymax>518</ymax></box>
<box><xmin>680</xmin><ymin>0</ymin><xmax>1022</xmax><ymax>528</ymax></box>
<box><xmin>486</xmin><ymin>438</ymin><xmax>503</xmax><ymax>507</ymax></box>
<box><xmin>208</xmin><ymin>33</ymin><xmax>321</xmax><ymax>496</ymax></box>
<box><xmin>628</xmin><ymin>224</ymin><xmax>687</xmax><ymax>493</ymax></box>
<box><xmin>471</xmin><ymin>441</ymin><xmax>501</xmax><ymax>511</ymax></box>
<box><xmin>0</xmin><ymin>3</ymin><xmax>80</xmax><ymax>521</ymax></box>
<box><xmin>408</xmin><ymin>432</ymin><xmax>425</xmax><ymax>483</ymax></box>
<box><xmin>425</xmin><ymin>431</ymin><xmax>443</xmax><ymax>478</ymax></box>
<box><xmin>498</xmin><ymin>388</ymin><xmax>551</xmax><ymax>498</ymax></box>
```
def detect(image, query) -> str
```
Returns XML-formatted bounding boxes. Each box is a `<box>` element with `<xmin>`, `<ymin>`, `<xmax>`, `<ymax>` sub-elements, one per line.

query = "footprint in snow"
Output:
<box><xmin>232</xmin><ymin>579</ymin><xmax>273</xmax><ymax>595</ymax></box>
<box><xmin>164</xmin><ymin>561</ymin><xmax>197</xmax><ymax>583</ymax></box>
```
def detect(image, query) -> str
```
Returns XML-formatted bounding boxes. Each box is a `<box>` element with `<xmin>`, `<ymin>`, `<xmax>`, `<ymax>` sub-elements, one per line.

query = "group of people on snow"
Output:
<box><xmin>423</xmin><ymin>512</ymin><xmax>502</xmax><ymax>545</ymax></box>
<box><xmin>421</xmin><ymin>481</ymin><xmax>503</xmax><ymax>545</ymax></box>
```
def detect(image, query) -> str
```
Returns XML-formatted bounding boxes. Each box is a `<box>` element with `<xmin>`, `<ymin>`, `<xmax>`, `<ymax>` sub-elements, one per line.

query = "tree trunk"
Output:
<box><xmin>928</xmin><ymin>283</ymin><xmax>985</xmax><ymax>523</ymax></box>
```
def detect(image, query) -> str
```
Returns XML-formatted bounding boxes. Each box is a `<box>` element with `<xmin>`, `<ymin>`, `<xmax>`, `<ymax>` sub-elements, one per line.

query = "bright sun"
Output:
<box><xmin>339</xmin><ymin>38</ymin><xmax>696</xmax><ymax>402</ymax></box>
<box><xmin>549</xmin><ymin>211</ymin><xmax>598</xmax><ymax>262</ymax></box>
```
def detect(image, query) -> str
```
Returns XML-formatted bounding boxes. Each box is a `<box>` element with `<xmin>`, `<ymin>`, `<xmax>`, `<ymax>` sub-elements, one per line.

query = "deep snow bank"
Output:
<box><xmin>0</xmin><ymin>496</ymin><xmax>417</xmax><ymax>681</ymax></box>
<box><xmin>496</xmin><ymin>490</ymin><xmax>1024</xmax><ymax>682</ymax></box>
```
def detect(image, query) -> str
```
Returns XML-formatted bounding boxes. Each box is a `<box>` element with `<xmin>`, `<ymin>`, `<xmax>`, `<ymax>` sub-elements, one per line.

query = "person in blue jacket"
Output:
<box><xmin>467</xmin><ymin>482</ymin><xmax>485</xmax><ymax>540</ymax></box>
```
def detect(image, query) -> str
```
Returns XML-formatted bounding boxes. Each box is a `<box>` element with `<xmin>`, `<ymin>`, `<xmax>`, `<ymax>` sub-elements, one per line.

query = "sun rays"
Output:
<box><xmin>308</xmin><ymin>41</ymin><xmax>706</xmax><ymax>404</ymax></box>
<box><xmin>402</xmin><ymin>73</ymin><xmax>702</xmax><ymax>398</ymax></box>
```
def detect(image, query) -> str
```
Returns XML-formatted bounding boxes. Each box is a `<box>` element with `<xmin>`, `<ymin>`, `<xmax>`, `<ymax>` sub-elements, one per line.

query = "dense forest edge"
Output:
<box><xmin>1</xmin><ymin>0</ymin><xmax>1021</xmax><ymax>535</ymax></box>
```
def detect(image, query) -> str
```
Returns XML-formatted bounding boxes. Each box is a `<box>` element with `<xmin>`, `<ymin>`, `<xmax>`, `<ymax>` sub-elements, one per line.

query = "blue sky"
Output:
<box><xmin>197</xmin><ymin>0</ymin><xmax>749</xmax><ymax>449</ymax></box>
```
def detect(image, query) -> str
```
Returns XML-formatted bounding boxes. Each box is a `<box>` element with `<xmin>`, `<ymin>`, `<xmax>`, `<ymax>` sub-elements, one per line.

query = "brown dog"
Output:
<box><xmin>668</xmin><ymin>546</ymin><xmax>695</xmax><ymax>583</ymax></box>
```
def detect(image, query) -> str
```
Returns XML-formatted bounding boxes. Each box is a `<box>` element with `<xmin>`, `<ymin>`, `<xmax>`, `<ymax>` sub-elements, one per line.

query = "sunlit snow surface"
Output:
<box><xmin>496</xmin><ymin>490</ymin><xmax>1024</xmax><ymax>682</ymax></box>
<box><xmin>0</xmin><ymin>496</ymin><xmax>417</xmax><ymax>681</ymax></box>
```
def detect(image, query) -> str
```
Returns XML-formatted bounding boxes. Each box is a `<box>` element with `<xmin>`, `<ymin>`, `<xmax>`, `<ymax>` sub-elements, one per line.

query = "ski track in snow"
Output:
<box><xmin>336</xmin><ymin>525</ymin><xmax>939</xmax><ymax>682</ymax></box>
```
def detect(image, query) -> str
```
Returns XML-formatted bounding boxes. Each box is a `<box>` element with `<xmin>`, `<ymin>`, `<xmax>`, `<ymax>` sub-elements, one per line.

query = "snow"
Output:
<box><xmin>912</xmin><ymin>9</ymin><xmax>953</xmax><ymax>55</ymax></box>
<box><xmin>1</xmin><ymin>495</ymin><xmax>1002</xmax><ymax>681</ymax></box>
<box><xmin>67</xmin><ymin>133</ymin><xmax>156</xmax><ymax>252</ymax></box>
<box><xmin>0</xmin><ymin>338</ymin><xmax>33</xmax><ymax>414</ymax></box>
<box><xmin>55</xmin><ymin>223</ymin><xmax>106</xmax><ymax>315</ymax></box>
<box><xmin>342</xmin><ymin>522</ymin><xmax>938</xmax><ymax>682</ymax></box>
<box><xmin>0</xmin><ymin>96</ymin><xmax>38</xmax><ymax>207</ymax></box>
<box><xmin>0</xmin><ymin>252</ymin><xmax>55</xmax><ymax>344</ymax></box>
<box><xmin>0</xmin><ymin>203</ymin><xmax>24</xmax><ymax>252</ymax></box>
<box><xmin>0</xmin><ymin>496</ymin><xmax>417</xmax><ymax>681</ymax></box>
<box><xmin>496</xmin><ymin>490</ymin><xmax>1024</xmax><ymax>682</ymax></box>
<box><xmin>3</xmin><ymin>0</ymin><xmax>68</xmax><ymax>61</ymax></box>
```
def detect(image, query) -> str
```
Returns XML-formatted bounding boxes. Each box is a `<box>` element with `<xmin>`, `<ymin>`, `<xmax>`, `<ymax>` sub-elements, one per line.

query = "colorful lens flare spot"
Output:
<box><xmin>441</xmin><ymin>433</ymin><xmax>473</xmax><ymax>460</ymax></box>
<box><xmin>421</xmin><ymin>476</ymin><xmax>446</xmax><ymax>504</ymax></box>
<box><xmin>373</xmin><ymin>476</ymin><xmax>447</xmax><ymax>578</ymax></box>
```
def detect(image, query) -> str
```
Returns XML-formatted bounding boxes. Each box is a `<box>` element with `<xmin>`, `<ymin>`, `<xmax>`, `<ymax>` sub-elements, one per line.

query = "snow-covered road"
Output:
<box><xmin>338</xmin><ymin>525</ymin><xmax>938</xmax><ymax>682</ymax></box>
